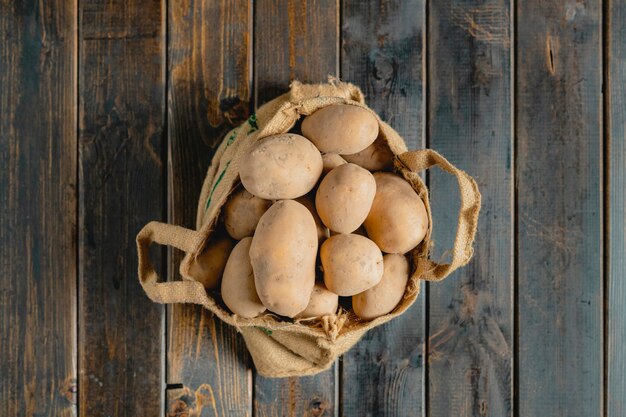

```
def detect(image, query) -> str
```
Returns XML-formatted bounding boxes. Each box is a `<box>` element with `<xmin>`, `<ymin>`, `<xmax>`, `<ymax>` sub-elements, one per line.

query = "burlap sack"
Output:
<box><xmin>136</xmin><ymin>79</ymin><xmax>481</xmax><ymax>378</ymax></box>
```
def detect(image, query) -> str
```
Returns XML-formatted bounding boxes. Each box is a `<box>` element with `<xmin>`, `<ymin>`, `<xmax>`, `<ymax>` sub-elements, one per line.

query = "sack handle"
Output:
<box><xmin>397</xmin><ymin>149</ymin><xmax>481</xmax><ymax>281</ymax></box>
<box><xmin>136</xmin><ymin>221</ymin><xmax>213</xmax><ymax>305</ymax></box>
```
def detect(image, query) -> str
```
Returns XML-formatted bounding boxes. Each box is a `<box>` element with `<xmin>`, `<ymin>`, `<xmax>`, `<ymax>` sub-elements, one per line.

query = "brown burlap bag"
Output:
<box><xmin>136</xmin><ymin>79</ymin><xmax>481</xmax><ymax>378</ymax></box>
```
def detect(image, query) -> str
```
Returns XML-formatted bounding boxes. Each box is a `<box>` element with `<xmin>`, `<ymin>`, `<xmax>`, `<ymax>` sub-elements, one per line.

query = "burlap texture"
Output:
<box><xmin>136</xmin><ymin>79</ymin><xmax>481</xmax><ymax>378</ymax></box>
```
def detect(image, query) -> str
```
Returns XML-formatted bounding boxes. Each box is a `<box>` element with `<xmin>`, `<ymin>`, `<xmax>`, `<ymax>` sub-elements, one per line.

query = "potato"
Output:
<box><xmin>316</xmin><ymin>163</ymin><xmax>376</xmax><ymax>234</ymax></box>
<box><xmin>184</xmin><ymin>233</ymin><xmax>235</xmax><ymax>289</ymax></box>
<box><xmin>320</xmin><ymin>234</ymin><xmax>383</xmax><ymax>296</ymax></box>
<box><xmin>295</xmin><ymin>194</ymin><xmax>329</xmax><ymax>241</ymax></box>
<box><xmin>353</xmin><ymin>254</ymin><xmax>409</xmax><ymax>320</ymax></box>
<box><xmin>221</xmin><ymin>238</ymin><xmax>266</xmax><ymax>318</ymax></box>
<box><xmin>321</xmin><ymin>153</ymin><xmax>347</xmax><ymax>176</ymax></box>
<box><xmin>342</xmin><ymin>135</ymin><xmax>394</xmax><ymax>171</ymax></box>
<box><xmin>250</xmin><ymin>200</ymin><xmax>318</xmax><ymax>317</ymax></box>
<box><xmin>364</xmin><ymin>172</ymin><xmax>428</xmax><ymax>254</ymax></box>
<box><xmin>223</xmin><ymin>188</ymin><xmax>272</xmax><ymax>239</ymax></box>
<box><xmin>301</xmin><ymin>105</ymin><xmax>379</xmax><ymax>154</ymax></box>
<box><xmin>240</xmin><ymin>133</ymin><xmax>323</xmax><ymax>199</ymax></box>
<box><xmin>295</xmin><ymin>282</ymin><xmax>339</xmax><ymax>318</ymax></box>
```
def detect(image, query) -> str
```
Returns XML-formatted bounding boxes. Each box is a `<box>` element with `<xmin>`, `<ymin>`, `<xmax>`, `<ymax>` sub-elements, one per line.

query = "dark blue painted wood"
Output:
<box><xmin>516</xmin><ymin>1</ymin><xmax>603</xmax><ymax>416</ymax></box>
<box><xmin>427</xmin><ymin>0</ymin><xmax>513</xmax><ymax>415</ymax></box>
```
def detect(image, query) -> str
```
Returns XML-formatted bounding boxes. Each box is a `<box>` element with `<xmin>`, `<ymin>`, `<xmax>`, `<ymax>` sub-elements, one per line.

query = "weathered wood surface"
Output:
<box><xmin>340</xmin><ymin>0</ymin><xmax>426</xmax><ymax>416</ymax></box>
<box><xmin>0</xmin><ymin>1</ymin><xmax>77</xmax><ymax>416</ymax></box>
<box><xmin>1</xmin><ymin>0</ymin><xmax>623</xmax><ymax>416</ymax></box>
<box><xmin>608</xmin><ymin>1</ymin><xmax>626</xmax><ymax>415</ymax></box>
<box><xmin>254</xmin><ymin>0</ymin><xmax>339</xmax><ymax>105</ymax></box>
<box><xmin>427</xmin><ymin>0</ymin><xmax>513</xmax><ymax>416</ymax></box>
<box><xmin>253</xmin><ymin>1</ymin><xmax>339</xmax><ymax>416</ymax></box>
<box><xmin>78</xmin><ymin>1</ymin><xmax>165</xmax><ymax>415</ymax></box>
<box><xmin>516</xmin><ymin>1</ymin><xmax>603</xmax><ymax>416</ymax></box>
<box><xmin>166</xmin><ymin>1</ymin><xmax>252</xmax><ymax>416</ymax></box>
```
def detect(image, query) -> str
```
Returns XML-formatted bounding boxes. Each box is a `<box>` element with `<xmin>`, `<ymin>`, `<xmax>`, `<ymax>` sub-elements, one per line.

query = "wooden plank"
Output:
<box><xmin>340</xmin><ymin>1</ymin><xmax>426</xmax><ymax>416</ymax></box>
<box><xmin>253</xmin><ymin>1</ymin><xmax>338</xmax><ymax>415</ymax></box>
<box><xmin>254</xmin><ymin>0</ymin><xmax>339</xmax><ymax>105</ymax></box>
<box><xmin>426</xmin><ymin>1</ymin><xmax>513</xmax><ymax>416</ymax></box>
<box><xmin>607</xmin><ymin>1</ymin><xmax>626</xmax><ymax>415</ymax></box>
<box><xmin>78</xmin><ymin>1</ymin><xmax>165</xmax><ymax>415</ymax></box>
<box><xmin>516</xmin><ymin>1</ymin><xmax>603</xmax><ymax>416</ymax></box>
<box><xmin>166</xmin><ymin>0</ymin><xmax>252</xmax><ymax>415</ymax></box>
<box><xmin>0</xmin><ymin>2</ymin><xmax>77</xmax><ymax>416</ymax></box>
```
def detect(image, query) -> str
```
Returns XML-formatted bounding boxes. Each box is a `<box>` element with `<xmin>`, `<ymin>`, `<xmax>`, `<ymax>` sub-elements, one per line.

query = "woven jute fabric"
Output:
<box><xmin>136</xmin><ymin>78</ymin><xmax>481</xmax><ymax>378</ymax></box>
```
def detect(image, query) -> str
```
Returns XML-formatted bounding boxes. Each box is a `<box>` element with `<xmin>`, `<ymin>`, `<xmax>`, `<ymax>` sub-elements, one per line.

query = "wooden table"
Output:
<box><xmin>1</xmin><ymin>0</ymin><xmax>623</xmax><ymax>416</ymax></box>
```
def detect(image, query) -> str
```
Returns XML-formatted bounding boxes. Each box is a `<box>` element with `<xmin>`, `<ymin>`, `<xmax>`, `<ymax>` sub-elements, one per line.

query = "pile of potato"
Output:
<box><xmin>185</xmin><ymin>104</ymin><xmax>429</xmax><ymax>321</ymax></box>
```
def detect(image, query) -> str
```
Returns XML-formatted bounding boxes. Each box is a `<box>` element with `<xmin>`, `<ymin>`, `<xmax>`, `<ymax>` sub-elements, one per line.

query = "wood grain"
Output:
<box><xmin>253</xmin><ymin>1</ymin><xmax>339</xmax><ymax>415</ymax></box>
<box><xmin>342</xmin><ymin>0</ymin><xmax>425</xmax><ymax>139</ymax></box>
<box><xmin>166</xmin><ymin>0</ymin><xmax>252</xmax><ymax>415</ymax></box>
<box><xmin>516</xmin><ymin>1</ymin><xmax>603</xmax><ymax>416</ymax></box>
<box><xmin>0</xmin><ymin>1</ymin><xmax>618</xmax><ymax>415</ymax></box>
<box><xmin>427</xmin><ymin>0</ymin><xmax>513</xmax><ymax>416</ymax></box>
<box><xmin>607</xmin><ymin>0</ymin><xmax>625</xmax><ymax>415</ymax></box>
<box><xmin>340</xmin><ymin>1</ymin><xmax>426</xmax><ymax>415</ymax></box>
<box><xmin>0</xmin><ymin>2</ymin><xmax>77</xmax><ymax>416</ymax></box>
<box><xmin>254</xmin><ymin>0</ymin><xmax>339</xmax><ymax>106</ymax></box>
<box><xmin>78</xmin><ymin>1</ymin><xmax>165</xmax><ymax>415</ymax></box>
<box><xmin>254</xmin><ymin>374</ymin><xmax>336</xmax><ymax>417</ymax></box>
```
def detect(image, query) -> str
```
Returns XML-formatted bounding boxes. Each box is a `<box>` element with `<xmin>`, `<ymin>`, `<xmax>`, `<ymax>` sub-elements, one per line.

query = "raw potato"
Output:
<box><xmin>223</xmin><ymin>188</ymin><xmax>272</xmax><ymax>239</ymax></box>
<box><xmin>364</xmin><ymin>172</ymin><xmax>428</xmax><ymax>254</ymax></box>
<box><xmin>342</xmin><ymin>135</ymin><xmax>394</xmax><ymax>171</ymax></box>
<box><xmin>316</xmin><ymin>163</ymin><xmax>376</xmax><ymax>234</ymax></box>
<box><xmin>250</xmin><ymin>200</ymin><xmax>318</xmax><ymax>317</ymax></box>
<box><xmin>302</xmin><ymin>105</ymin><xmax>379</xmax><ymax>154</ymax></box>
<box><xmin>320</xmin><ymin>234</ymin><xmax>384</xmax><ymax>296</ymax></box>
<box><xmin>239</xmin><ymin>133</ymin><xmax>323</xmax><ymax>199</ymax></box>
<box><xmin>321</xmin><ymin>153</ymin><xmax>347</xmax><ymax>176</ymax></box>
<box><xmin>296</xmin><ymin>194</ymin><xmax>329</xmax><ymax>241</ymax></box>
<box><xmin>295</xmin><ymin>282</ymin><xmax>339</xmax><ymax>318</ymax></box>
<box><xmin>221</xmin><ymin>238</ymin><xmax>266</xmax><ymax>318</ymax></box>
<box><xmin>184</xmin><ymin>233</ymin><xmax>235</xmax><ymax>289</ymax></box>
<box><xmin>353</xmin><ymin>254</ymin><xmax>409</xmax><ymax>320</ymax></box>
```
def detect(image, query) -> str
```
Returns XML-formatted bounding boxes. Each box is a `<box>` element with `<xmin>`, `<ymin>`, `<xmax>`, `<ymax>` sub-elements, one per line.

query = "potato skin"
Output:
<box><xmin>221</xmin><ymin>238</ymin><xmax>266</xmax><ymax>318</ymax></box>
<box><xmin>352</xmin><ymin>254</ymin><xmax>409</xmax><ymax>320</ymax></box>
<box><xmin>295</xmin><ymin>194</ymin><xmax>329</xmax><ymax>242</ymax></box>
<box><xmin>301</xmin><ymin>105</ymin><xmax>379</xmax><ymax>154</ymax></box>
<box><xmin>223</xmin><ymin>188</ymin><xmax>272</xmax><ymax>239</ymax></box>
<box><xmin>184</xmin><ymin>233</ymin><xmax>235</xmax><ymax>289</ymax></box>
<box><xmin>240</xmin><ymin>133</ymin><xmax>323</xmax><ymax>199</ymax></box>
<box><xmin>320</xmin><ymin>234</ymin><xmax>384</xmax><ymax>296</ymax></box>
<box><xmin>364</xmin><ymin>172</ymin><xmax>428</xmax><ymax>254</ymax></box>
<box><xmin>342</xmin><ymin>136</ymin><xmax>394</xmax><ymax>171</ymax></box>
<box><xmin>250</xmin><ymin>200</ymin><xmax>318</xmax><ymax>317</ymax></box>
<box><xmin>295</xmin><ymin>282</ymin><xmax>339</xmax><ymax>318</ymax></box>
<box><xmin>315</xmin><ymin>163</ymin><xmax>376</xmax><ymax>234</ymax></box>
<box><xmin>321</xmin><ymin>153</ymin><xmax>347</xmax><ymax>176</ymax></box>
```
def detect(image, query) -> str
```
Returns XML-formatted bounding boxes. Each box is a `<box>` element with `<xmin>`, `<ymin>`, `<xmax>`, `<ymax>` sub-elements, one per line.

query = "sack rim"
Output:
<box><xmin>136</xmin><ymin>79</ymin><xmax>481</xmax><ymax>344</ymax></box>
